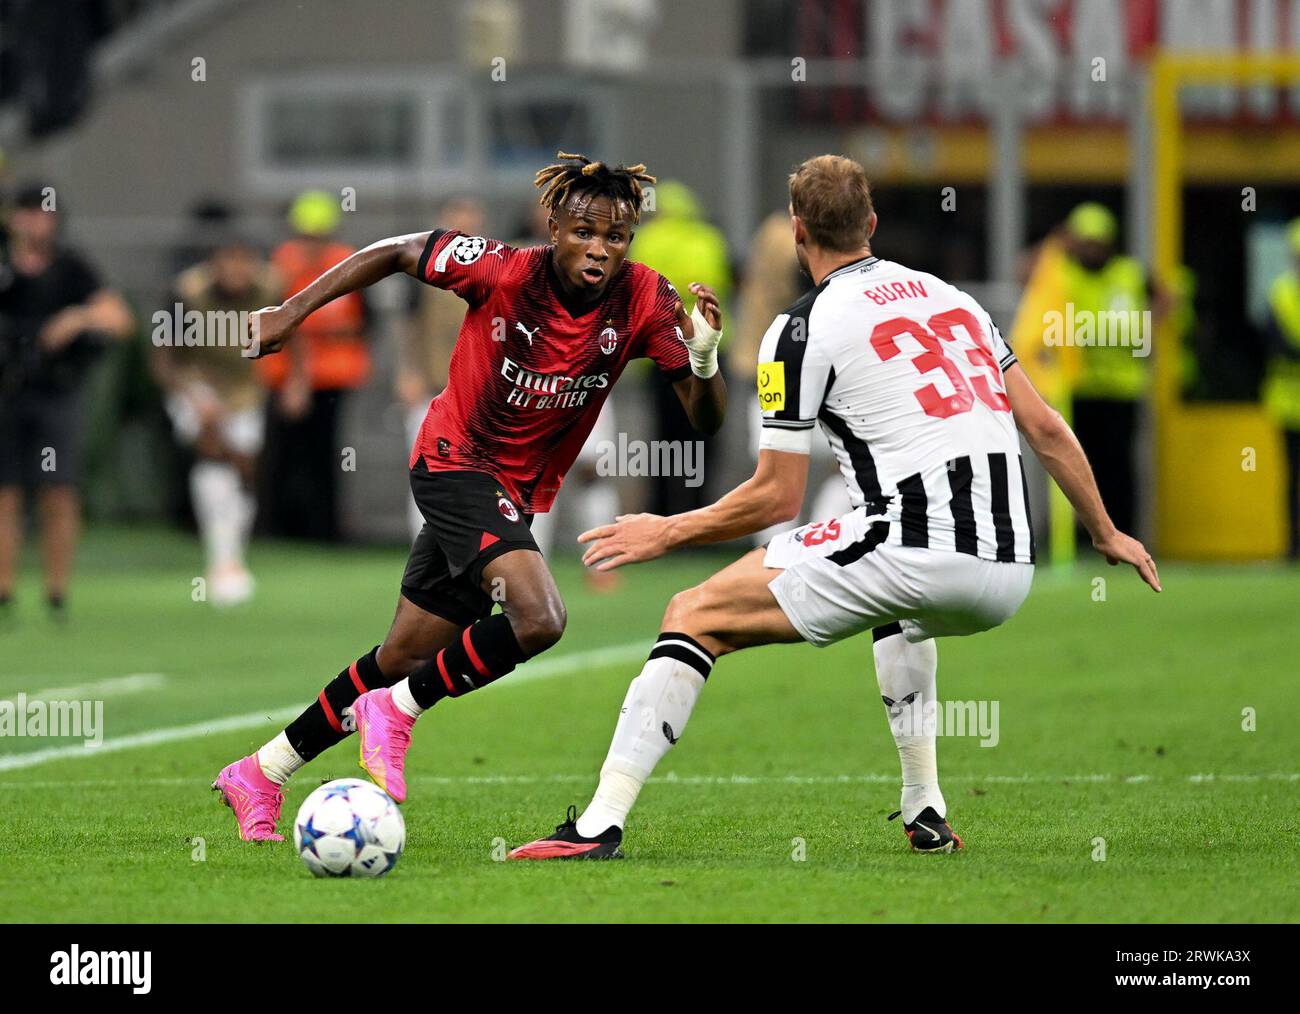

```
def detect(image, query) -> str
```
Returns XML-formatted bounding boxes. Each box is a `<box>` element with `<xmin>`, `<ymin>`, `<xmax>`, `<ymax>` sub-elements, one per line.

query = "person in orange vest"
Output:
<box><xmin>260</xmin><ymin>191</ymin><xmax>371</xmax><ymax>540</ymax></box>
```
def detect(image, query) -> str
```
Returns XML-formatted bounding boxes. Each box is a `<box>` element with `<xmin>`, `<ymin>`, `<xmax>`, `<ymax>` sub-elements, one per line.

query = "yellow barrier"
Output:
<box><xmin>1150</xmin><ymin>53</ymin><xmax>1293</xmax><ymax>560</ymax></box>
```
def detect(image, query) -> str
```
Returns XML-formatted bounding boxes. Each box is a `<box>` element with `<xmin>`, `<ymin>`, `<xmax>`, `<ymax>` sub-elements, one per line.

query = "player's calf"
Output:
<box><xmin>872</xmin><ymin>624</ymin><xmax>952</xmax><ymax>842</ymax></box>
<box><xmin>361</xmin><ymin>610</ymin><xmax>545</xmax><ymax>798</ymax></box>
<box><xmin>503</xmin><ymin>596</ymin><xmax>566</xmax><ymax>656</ymax></box>
<box><xmin>510</xmin><ymin>631</ymin><xmax>716</xmax><ymax>859</ymax></box>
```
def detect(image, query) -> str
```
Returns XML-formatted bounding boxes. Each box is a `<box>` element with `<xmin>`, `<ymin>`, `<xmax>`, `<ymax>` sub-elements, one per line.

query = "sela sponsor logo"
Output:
<box><xmin>598</xmin><ymin>326</ymin><xmax>618</xmax><ymax>355</ymax></box>
<box><xmin>499</xmin><ymin>355</ymin><xmax>609</xmax><ymax>409</ymax></box>
<box><xmin>49</xmin><ymin>945</ymin><xmax>151</xmax><ymax>994</ymax></box>
<box><xmin>497</xmin><ymin>495</ymin><xmax>520</xmax><ymax>522</ymax></box>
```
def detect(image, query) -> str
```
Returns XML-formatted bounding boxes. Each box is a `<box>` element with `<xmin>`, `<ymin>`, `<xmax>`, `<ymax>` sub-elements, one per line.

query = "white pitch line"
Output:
<box><xmin>0</xmin><ymin>673</ymin><xmax>166</xmax><ymax>706</ymax></box>
<box><xmin>0</xmin><ymin>705</ymin><xmax>304</xmax><ymax>772</ymax></box>
<box><xmin>0</xmin><ymin>772</ymin><xmax>1297</xmax><ymax>790</ymax></box>
<box><xmin>502</xmin><ymin>641</ymin><xmax>646</xmax><ymax>684</ymax></box>
<box><xmin>0</xmin><ymin>642</ymin><xmax>649</xmax><ymax>772</ymax></box>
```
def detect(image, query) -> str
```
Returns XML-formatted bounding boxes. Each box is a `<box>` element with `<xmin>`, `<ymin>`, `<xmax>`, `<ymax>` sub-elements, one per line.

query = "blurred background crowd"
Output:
<box><xmin>2</xmin><ymin>0</ymin><xmax>1299</xmax><ymax>615</ymax></box>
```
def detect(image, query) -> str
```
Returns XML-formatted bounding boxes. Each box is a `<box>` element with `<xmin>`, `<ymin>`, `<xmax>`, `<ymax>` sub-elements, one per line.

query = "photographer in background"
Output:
<box><xmin>0</xmin><ymin>183</ymin><xmax>133</xmax><ymax>619</ymax></box>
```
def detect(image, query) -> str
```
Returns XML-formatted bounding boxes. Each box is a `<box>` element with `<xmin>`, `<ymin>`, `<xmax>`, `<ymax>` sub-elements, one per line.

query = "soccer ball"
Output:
<box><xmin>293</xmin><ymin>778</ymin><xmax>405</xmax><ymax>878</ymax></box>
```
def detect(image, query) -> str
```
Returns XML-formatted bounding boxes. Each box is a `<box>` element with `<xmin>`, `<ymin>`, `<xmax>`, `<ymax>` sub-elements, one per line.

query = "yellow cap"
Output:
<box><xmin>288</xmin><ymin>190</ymin><xmax>340</xmax><ymax>237</ymax></box>
<box><xmin>1067</xmin><ymin>202</ymin><xmax>1118</xmax><ymax>244</ymax></box>
<box><xmin>1287</xmin><ymin>217</ymin><xmax>1300</xmax><ymax>256</ymax></box>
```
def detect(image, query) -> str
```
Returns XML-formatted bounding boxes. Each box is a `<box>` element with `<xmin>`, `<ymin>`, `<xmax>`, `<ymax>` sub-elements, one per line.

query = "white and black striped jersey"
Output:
<box><xmin>757</xmin><ymin>255</ymin><xmax>1035</xmax><ymax>565</ymax></box>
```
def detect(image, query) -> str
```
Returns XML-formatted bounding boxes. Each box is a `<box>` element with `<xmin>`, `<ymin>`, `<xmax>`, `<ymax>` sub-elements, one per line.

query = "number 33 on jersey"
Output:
<box><xmin>756</xmin><ymin>255</ymin><xmax>1034</xmax><ymax>565</ymax></box>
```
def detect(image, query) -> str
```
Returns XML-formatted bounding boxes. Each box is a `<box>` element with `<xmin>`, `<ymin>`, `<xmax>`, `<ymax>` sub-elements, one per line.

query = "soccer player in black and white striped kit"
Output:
<box><xmin>510</xmin><ymin>155</ymin><xmax>1160</xmax><ymax>859</ymax></box>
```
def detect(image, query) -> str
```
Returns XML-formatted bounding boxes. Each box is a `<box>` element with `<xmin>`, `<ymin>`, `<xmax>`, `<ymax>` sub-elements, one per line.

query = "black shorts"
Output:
<box><xmin>400</xmin><ymin>465</ymin><xmax>539</xmax><ymax>627</ymax></box>
<box><xmin>0</xmin><ymin>391</ymin><xmax>85</xmax><ymax>488</ymax></box>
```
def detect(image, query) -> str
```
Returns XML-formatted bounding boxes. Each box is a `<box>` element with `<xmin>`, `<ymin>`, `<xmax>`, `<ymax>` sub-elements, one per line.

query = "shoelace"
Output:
<box><xmin>249</xmin><ymin>789</ymin><xmax>284</xmax><ymax>836</ymax></box>
<box><xmin>553</xmin><ymin>804</ymin><xmax>579</xmax><ymax>836</ymax></box>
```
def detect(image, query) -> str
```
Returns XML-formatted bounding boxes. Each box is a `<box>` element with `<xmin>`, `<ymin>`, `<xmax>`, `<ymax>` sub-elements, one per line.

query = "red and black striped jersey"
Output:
<box><xmin>411</xmin><ymin>230</ymin><xmax>691</xmax><ymax>513</ymax></box>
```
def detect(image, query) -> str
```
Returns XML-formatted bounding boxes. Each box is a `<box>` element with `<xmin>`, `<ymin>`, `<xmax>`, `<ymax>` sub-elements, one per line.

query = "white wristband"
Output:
<box><xmin>686</xmin><ymin>303</ymin><xmax>722</xmax><ymax>379</ymax></box>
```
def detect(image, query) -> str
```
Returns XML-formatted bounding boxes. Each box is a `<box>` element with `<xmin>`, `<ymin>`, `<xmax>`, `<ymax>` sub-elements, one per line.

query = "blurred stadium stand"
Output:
<box><xmin>1</xmin><ymin>0</ymin><xmax>1298</xmax><ymax>558</ymax></box>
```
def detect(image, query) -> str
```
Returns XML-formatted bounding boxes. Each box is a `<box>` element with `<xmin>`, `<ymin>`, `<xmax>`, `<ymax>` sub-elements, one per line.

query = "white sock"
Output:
<box><xmin>390</xmin><ymin>678</ymin><xmax>425</xmax><ymax>719</ymax></box>
<box><xmin>872</xmin><ymin>627</ymin><xmax>945</xmax><ymax>823</ymax></box>
<box><xmin>575</xmin><ymin>635</ymin><xmax>713</xmax><ymax>837</ymax></box>
<box><xmin>190</xmin><ymin>461</ymin><xmax>244</xmax><ymax>572</ymax></box>
<box><xmin>257</xmin><ymin>731</ymin><xmax>305</xmax><ymax>786</ymax></box>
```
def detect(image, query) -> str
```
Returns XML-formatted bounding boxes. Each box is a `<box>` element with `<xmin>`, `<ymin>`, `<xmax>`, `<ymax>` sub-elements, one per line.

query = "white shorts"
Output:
<box><xmin>166</xmin><ymin>387</ymin><xmax>264</xmax><ymax>457</ymax></box>
<box><xmin>765</xmin><ymin>507</ymin><xmax>1034</xmax><ymax>647</ymax></box>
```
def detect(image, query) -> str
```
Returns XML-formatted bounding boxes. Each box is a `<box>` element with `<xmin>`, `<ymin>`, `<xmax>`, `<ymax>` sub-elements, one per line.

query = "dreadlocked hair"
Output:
<box><xmin>534</xmin><ymin>151</ymin><xmax>656</xmax><ymax>223</ymax></box>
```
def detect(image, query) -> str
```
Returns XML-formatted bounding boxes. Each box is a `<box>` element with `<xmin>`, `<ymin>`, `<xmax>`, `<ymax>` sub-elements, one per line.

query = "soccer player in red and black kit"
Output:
<box><xmin>212</xmin><ymin>154</ymin><xmax>727</xmax><ymax>841</ymax></box>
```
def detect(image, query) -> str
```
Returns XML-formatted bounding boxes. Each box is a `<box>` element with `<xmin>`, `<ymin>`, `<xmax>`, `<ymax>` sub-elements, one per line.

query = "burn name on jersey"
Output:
<box><xmin>864</xmin><ymin>279</ymin><xmax>928</xmax><ymax>306</ymax></box>
<box><xmin>500</xmin><ymin>354</ymin><xmax>610</xmax><ymax>409</ymax></box>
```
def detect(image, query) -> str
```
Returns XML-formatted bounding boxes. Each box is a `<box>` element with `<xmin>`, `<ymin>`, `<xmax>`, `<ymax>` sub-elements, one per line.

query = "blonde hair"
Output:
<box><xmin>788</xmin><ymin>154</ymin><xmax>874</xmax><ymax>252</ymax></box>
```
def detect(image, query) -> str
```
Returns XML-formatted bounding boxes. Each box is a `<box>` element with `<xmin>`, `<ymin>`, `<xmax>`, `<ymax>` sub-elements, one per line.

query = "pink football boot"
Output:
<box><xmin>352</xmin><ymin>688</ymin><xmax>415</xmax><ymax>803</ymax></box>
<box><xmin>212</xmin><ymin>754</ymin><xmax>285</xmax><ymax>842</ymax></box>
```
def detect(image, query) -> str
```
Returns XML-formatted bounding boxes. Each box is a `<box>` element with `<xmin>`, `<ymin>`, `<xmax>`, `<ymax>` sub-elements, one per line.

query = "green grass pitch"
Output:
<box><xmin>1</xmin><ymin>526</ymin><xmax>1296</xmax><ymax>922</ymax></box>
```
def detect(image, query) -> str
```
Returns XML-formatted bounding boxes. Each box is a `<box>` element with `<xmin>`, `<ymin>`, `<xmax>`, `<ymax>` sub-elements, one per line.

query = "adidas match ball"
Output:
<box><xmin>293</xmin><ymin>778</ymin><xmax>405</xmax><ymax>878</ymax></box>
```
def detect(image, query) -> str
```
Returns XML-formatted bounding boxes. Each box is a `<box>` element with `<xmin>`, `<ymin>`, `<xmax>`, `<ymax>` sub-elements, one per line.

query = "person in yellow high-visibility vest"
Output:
<box><xmin>632</xmin><ymin>180</ymin><xmax>733</xmax><ymax>516</ymax></box>
<box><xmin>1263</xmin><ymin>217</ymin><xmax>1300</xmax><ymax>560</ymax></box>
<box><xmin>1056</xmin><ymin>203</ymin><xmax>1168</xmax><ymax>541</ymax></box>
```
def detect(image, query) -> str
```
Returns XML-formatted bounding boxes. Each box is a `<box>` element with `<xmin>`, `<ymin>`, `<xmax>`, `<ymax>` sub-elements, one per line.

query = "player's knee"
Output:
<box><xmin>511</xmin><ymin>599</ymin><xmax>567</xmax><ymax>656</ymax></box>
<box><xmin>375</xmin><ymin>642</ymin><xmax>423</xmax><ymax>680</ymax></box>
<box><xmin>663</xmin><ymin>586</ymin><xmax>706</xmax><ymax>634</ymax></box>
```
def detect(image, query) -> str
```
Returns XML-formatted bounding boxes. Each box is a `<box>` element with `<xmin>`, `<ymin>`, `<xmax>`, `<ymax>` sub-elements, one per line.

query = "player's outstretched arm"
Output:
<box><xmin>1005</xmin><ymin>364</ymin><xmax>1162</xmax><ymax>592</ymax></box>
<box><xmin>670</xmin><ymin>283</ymin><xmax>728</xmax><ymax>434</ymax></box>
<box><xmin>578</xmin><ymin>449</ymin><xmax>808</xmax><ymax>570</ymax></box>
<box><xmin>248</xmin><ymin>232</ymin><xmax>431</xmax><ymax>357</ymax></box>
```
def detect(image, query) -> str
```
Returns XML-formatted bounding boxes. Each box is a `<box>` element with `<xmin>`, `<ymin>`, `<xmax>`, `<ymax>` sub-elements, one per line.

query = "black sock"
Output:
<box><xmin>285</xmin><ymin>646</ymin><xmax>387</xmax><ymax>762</ymax></box>
<box><xmin>408</xmin><ymin>614</ymin><xmax>530</xmax><ymax>707</ymax></box>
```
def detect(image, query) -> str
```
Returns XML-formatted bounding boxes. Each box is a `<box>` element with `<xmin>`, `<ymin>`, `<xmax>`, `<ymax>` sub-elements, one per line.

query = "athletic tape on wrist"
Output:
<box><xmin>688</xmin><ymin>302</ymin><xmax>721</xmax><ymax>379</ymax></box>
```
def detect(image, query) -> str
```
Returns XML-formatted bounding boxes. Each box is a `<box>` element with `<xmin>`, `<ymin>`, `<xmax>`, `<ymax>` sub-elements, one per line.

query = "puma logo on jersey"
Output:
<box><xmin>515</xmin><ymin>322</ymin><xmax>540</xmax><ymax>346</ymax></box>
<box><xmin>486</xmin><ymin>242</ymin><xmax>506</xmax><ymax>259</ymax></box>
